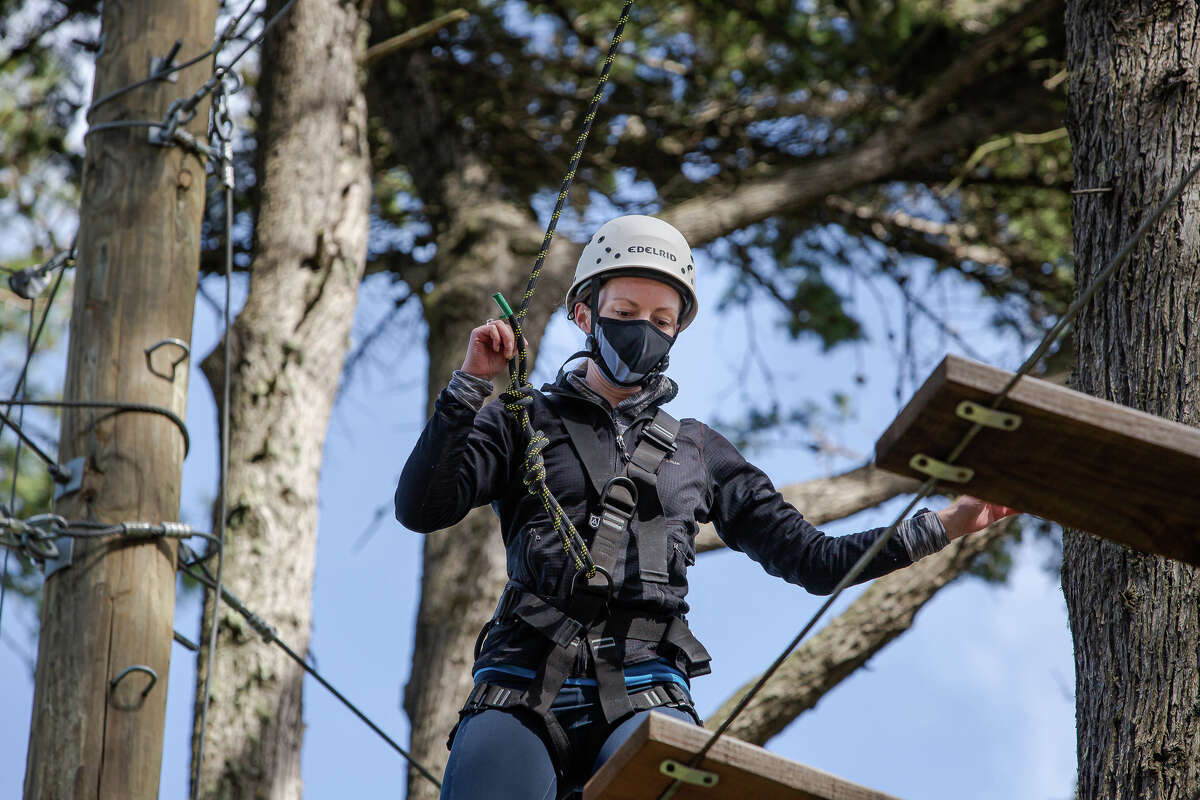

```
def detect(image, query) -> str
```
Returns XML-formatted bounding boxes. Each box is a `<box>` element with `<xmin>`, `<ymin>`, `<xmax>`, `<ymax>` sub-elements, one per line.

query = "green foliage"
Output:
<box><xmin>369</xmin><ymin>0</ymin><xmax>1071</xmax><ymax>351</ymax></box>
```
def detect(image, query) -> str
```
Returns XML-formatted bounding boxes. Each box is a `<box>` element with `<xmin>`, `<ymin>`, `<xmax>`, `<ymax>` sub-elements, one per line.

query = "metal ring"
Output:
<box><xmin>110</xmin><ymin>664</ymin><xmax>158</xmax><ymax>698</ymax></box>
<box><xmin>144</xmin><ymin>338</ymin><xmax>191</xmax><ymax>381</ymax></box>
<box><xmin>570</xmin><ymin>564</ymin><xmax>613</xmax><ymax>602</ymax></box>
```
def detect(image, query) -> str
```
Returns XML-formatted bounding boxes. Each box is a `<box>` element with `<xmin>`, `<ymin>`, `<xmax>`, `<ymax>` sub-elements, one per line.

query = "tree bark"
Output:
<box><xmin>401</xmin><ymin>157</ymin><xmax>553</xmax><ymax>800</ymax></box>
<box><xmin>1063</xmin><ymin>3</ymin><xmax>1200</xmax><ymax>798</ymax></box>
<box><xmin>709</xmin><ymin>520</ymin><xmax>1013</xmax><ymax>744</ymax></box>
<box><xmin>190</xmin><ymin>1</ymin><xmax>372</xmax><ymax>797</ymax></box>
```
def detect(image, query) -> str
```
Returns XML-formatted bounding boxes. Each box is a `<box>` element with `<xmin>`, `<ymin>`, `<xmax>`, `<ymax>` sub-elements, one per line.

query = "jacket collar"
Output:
<box><xmin>545</xmin><ymin>365</ymin><xmax>678</xmax><ymax>423</ymax></box>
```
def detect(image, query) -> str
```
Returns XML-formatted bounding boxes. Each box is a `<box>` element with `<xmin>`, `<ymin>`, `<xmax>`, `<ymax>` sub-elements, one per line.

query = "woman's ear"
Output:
<box><xmin>573</xmin><ymin>302</ymin><xmax>592</xmax><ymax>335</ymax></box>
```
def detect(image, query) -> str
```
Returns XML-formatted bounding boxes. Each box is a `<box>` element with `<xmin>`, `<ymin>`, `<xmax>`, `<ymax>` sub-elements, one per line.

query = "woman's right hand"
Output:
<box><xmin>461</xmin><ymin>319</ymin><xmax>517</xmax><ymax>381</ymax></box>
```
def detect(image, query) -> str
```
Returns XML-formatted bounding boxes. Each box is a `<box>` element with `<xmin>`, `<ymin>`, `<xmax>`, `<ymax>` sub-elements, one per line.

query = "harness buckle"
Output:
<box><xmin>640</xmin><ymin>419</ymin><xmax>678</xmax><ymax>456</ymax></box>
<box><xmin>598</xmin><ymin>476</ymin><xmax>637</xmax><ymax>526</ymax></box>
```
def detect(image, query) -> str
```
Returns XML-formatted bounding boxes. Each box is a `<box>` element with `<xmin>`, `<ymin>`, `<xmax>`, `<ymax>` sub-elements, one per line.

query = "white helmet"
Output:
<box><xmin>565</xmin><ymin>215</ymin><xmax>698</xmax><ymax>331</ymax></box>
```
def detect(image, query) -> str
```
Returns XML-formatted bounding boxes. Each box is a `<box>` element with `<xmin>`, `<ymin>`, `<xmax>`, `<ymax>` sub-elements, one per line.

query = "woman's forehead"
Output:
<box><xmin>601</xmin><ymin>276</ymin><xmax>682</xmax><ymax>311</ymax></box>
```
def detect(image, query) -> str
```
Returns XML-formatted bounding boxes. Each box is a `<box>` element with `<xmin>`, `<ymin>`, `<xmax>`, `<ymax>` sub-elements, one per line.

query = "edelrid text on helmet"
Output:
<box><xmin>565</xmin><ymin>215</ymin><xmax>699</xmax><ymax>331</ymax></box>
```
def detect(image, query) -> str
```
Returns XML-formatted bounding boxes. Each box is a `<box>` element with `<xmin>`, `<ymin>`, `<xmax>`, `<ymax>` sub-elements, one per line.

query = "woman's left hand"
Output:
<box><xmin>936</xmin><ymin>495</ymin><xmax>1019</xmax><ymax>540</ymax></box>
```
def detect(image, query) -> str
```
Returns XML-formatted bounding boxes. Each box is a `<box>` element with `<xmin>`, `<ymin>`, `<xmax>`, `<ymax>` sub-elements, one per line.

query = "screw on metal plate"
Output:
<box><xmin>956</xmin><ymin>401</ymin><xmax>1022</xmax><ymax>431</ymax></box>
<box><xmin>144</xmin><ymin>338</ymin><xmax>191</xmax><ymax>381</ymax></box>
<box><xmin>659</xmin><ymin>759</ymin><xmax>719</xmax><ymax>789</ymax></box>
<box><xmin>909</xmin><ymin>454</ymin><xmax>974</xmax><ymax>484</ymax></box>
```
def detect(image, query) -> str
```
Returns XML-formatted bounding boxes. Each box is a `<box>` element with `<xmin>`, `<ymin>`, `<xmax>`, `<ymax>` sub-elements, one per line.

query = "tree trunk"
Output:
<box><xmin>1063</xmin><ymin>4</ymin><xmax>1200</xmax><ymax>798</ymax></box>
<box><xmin>191</xmin><ymin>1</ymin><xmax>371</xmax><ymax>797</ymax></box>
<box><xmin>401</xmin><ymin>158</ymin><xmax>551</xmax><ymax>800</ymax></box>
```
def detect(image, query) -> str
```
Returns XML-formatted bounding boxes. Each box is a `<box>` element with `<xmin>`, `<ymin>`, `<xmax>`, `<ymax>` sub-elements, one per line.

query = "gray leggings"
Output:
<box><xmin>440</xmin><ymin>683</ymin><xmax>698</xmax><ymax>800</ymax></box>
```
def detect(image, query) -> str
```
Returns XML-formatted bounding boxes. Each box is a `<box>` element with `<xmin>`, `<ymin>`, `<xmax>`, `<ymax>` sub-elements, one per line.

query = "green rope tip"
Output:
<box><xmin>492</xmin><ymin>292</ymin><xmax>516</xmax><ymax>320</ymax></box>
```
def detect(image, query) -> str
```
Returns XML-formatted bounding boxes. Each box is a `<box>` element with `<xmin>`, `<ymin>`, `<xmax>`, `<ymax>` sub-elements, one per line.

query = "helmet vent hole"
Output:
<box><xmin>596</xmin><ymin>258</ymin><xmax>602</xmax><ymax>264</ymax></box>
<box><xmin>605</xmin><ymin>247</ymin><xmax>611</xmax><ymax>253</ymax></box>
<box><xmin>614</xmin><ymin>253</ymin><xmax>621</xmax><ymax>258</ymax></box>
<box><xmin>598</xmin><ymin>236</ymin><xmax>605</xmax><ymax>243</ymax></box>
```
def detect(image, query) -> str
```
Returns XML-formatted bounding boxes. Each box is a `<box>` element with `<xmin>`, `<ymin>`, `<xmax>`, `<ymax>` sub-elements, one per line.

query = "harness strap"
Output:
<box><xmin>459</xmin><ymin>678</ymin><xmax>695</xmax><ymax>765</ymax></box>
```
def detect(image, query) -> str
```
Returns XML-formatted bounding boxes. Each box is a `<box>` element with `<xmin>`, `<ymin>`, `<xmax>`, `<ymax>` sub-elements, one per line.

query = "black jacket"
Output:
<box><xmin>395</xmin><ymin>373</ymin><xmax>916</xmax><ymax>677</ymax></box>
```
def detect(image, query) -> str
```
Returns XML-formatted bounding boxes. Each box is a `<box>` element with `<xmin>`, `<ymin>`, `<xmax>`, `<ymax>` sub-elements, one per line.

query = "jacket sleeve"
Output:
<box><xmin>700</xmin><ymin>424</ymin><xmax>915</xmax><ymax>595</ymax></box>
<box><xmin>394</xmin><ymin>386</ymin><xmax>516</xmax><ymax>534</ymax></box>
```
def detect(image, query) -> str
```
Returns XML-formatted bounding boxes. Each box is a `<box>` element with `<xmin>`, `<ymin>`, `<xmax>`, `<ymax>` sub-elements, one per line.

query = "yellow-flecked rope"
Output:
<box><xmin>494</xmin><ymin>2</ymin><xmax>635</xmax><ymax>581</ymax></box>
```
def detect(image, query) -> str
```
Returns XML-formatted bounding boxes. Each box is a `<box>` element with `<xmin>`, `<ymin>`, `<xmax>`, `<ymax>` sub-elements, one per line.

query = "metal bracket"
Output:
<box><xmin>909</xmin><ymin>454</ymin><xmax>974</xmax><ymax>484</ymax></box>
<box><xmin>144</xmin><ymin>338</ymin><xmax>191</xmax><ymax>381</ymax></box>
<box><xmin>659</xmin><ymin>759</ymin><xmax>719</xmax><ymax>789</ymax></box>
<box><xmin>111</xmin><ymin>664</ymin><xmax>158</xmax><ymax>697</ymax></box>
<box><xmin>956</xmin><ymin>400</ymin><xmax>1022</xmax><ymax>431</ymax></box>
<box><xmin>44</xmin><ymin>536</ymin><xmax>73</xmax><ymax>578</ymax></box>
<box><xmin>53</xmin><ymin>457</ymin><xmax>85</xmax><ymax>501</ymax></box>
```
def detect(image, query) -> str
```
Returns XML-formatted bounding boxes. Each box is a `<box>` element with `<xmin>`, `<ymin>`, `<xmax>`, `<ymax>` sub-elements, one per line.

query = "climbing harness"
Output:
<box><xmin>463</xmin><ymin>397</ymin><xmax>711</xmax><ymax>771</ymax></box>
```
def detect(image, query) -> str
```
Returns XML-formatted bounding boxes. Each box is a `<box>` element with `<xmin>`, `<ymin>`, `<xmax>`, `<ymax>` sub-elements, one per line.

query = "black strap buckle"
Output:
<box><xmin>640</xmin><ymin>418</ymin><xmax>677</xmax><ymax>456</ymax></box>
<box><xmin>598</xmin><ymin>476</ymin><xmax>637</xmax><ymax>528</ymax></box>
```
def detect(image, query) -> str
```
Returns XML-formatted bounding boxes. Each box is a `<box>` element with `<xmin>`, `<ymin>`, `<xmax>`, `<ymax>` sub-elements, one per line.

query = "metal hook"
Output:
<box><xmin>144</xmin><ymin>338</ymin><xmax>190</xmax><ymax>381</ymax></box>
<box><xmin>110</xmin><ymin>665</ymin><xmax>158</xmax><ymax>699</ymax></box>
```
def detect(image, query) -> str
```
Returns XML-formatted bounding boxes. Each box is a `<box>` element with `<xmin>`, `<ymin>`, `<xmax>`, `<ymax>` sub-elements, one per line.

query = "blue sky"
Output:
<box><xmin>1</xmin><ymin>240</ymin><xmax>1076</xmax><ymax>798</ymax></box>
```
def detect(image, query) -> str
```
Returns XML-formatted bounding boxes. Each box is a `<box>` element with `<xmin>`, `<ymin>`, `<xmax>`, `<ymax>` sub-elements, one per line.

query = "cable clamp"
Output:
<box><xmin>909</xmin><ymin>454</ymin><xmax>973</xmax><ymax>484</ymax></box>
<box><xmin>955</xmin><ymin>400</ymin><xmax>1021</xmax><ymax>431</ymax></box>
<box><xmin>658</xmin><ymin>759</ymin><xmax>718</xmax><ymax>789</ymax></box>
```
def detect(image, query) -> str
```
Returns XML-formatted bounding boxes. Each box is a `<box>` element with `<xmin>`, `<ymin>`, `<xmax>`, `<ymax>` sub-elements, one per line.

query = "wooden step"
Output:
<box><xmin>874</xmin><ymin>354</ymin><xmax>1200</xmax><ymax>566</ymax></box>
<box><xmin>583</xmin><ymin>711</ymin><xmax>902</xmax><ymax>800</ymax></box>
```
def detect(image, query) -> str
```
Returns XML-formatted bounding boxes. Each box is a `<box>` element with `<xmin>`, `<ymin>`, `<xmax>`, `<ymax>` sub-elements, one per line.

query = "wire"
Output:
<box><xmin>85</xmin><ymin>0</ymin><xmax>257</xmax><ymax>118</ymax></box>
<box><xmin>0</xmin><ymin>408</ymin><xmax>66</xmax><ymax>481</ymax></box>
<box><xmin>655</xmin><ymin>157</ymin><xmax>1200</xmax><ymax>798</ymax></box>
<box><xmin>0</xmin><ymin>306</ymin><xmax>37</xmax><ymax>646</ymax></box>
<box><xmin>0</xmin><ymin>263</ymin><xmax>68</xmax><ymax>444</ymax></box>
<box><xmin>0</xmin><ymin>515</ymin><xmax>221</xmax><ymax>563</ymax></box>
<box><xmin>178</xmin><ymin>549</ymin><xmax>443</xmax><ymax>790</ymax></box>
<box><xmin>192</xmin><ymin>83</ymin><xmax>235</xmax><ymax>799</ymax></box>
<box><xmin>4</xmin><ymin>399</ymin><xmax>189</xmax><ymax>457</ymax></box>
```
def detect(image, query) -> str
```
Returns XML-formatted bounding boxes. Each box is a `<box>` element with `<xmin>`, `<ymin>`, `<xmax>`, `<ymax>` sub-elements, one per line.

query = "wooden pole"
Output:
<box><xmin>23</xmin><ymin>1</ymin><xmax>218</xmax><ymax>797</ymax></box>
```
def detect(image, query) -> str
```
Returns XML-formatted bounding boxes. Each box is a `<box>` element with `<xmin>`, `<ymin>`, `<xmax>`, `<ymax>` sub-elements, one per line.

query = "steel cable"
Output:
<box><xmin>655</xmin><ymin>158</ymin><xmax>1200</xmax><ymax>798</ymax></box>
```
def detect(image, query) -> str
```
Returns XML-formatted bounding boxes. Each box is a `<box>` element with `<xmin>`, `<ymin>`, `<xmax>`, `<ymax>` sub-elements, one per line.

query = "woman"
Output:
<box><xmin>395</xmin><ymin>215</ymin><xmax>1014</xmax><ymax>800</ymax></box>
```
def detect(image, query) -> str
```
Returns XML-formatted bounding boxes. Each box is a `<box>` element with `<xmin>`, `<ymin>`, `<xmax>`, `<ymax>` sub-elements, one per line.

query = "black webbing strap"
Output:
<box><xmin>624</xmin><ymin>409</ymin><xmax>679</xmax><ymax>584</ymax></box>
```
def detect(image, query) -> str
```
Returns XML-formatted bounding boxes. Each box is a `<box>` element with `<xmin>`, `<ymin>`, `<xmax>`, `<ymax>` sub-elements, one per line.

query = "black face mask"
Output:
<box><xmin>591</xmin><ymin>315</ymin><xmax>675</xmax><ymax>387</ymax></box>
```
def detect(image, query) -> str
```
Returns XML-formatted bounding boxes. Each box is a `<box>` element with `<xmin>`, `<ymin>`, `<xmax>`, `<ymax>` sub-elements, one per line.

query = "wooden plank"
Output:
<box><xmin>583</xmin><ymin>712</ymin><xmax>902</xmax><ymax>800</ymax></box>
<box><xmin>874</xmin><ymin>354</ymin><xmax>1200</xmax><ymax>566</ymax></box>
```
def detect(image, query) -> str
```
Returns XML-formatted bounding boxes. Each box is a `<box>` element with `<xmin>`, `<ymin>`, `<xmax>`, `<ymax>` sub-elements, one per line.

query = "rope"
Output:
<box><xmin>656</xmin><ymin>157</ymin><xmax>1200</xmax><ymax>797</ymax></box>
<box><xmin>178</xmin><ymin>547</ymin><xmax>443</xmax><ymax>790</ymax></box>
<box><xmin>495</xmin><ymin>0</ymin><xmax>636</xmax><ymax>581</ymax></box>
